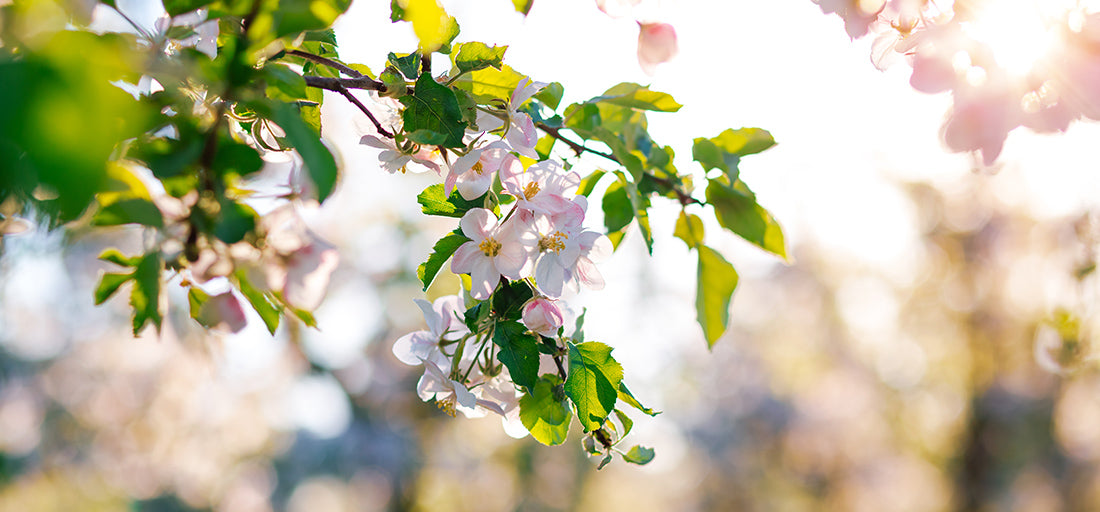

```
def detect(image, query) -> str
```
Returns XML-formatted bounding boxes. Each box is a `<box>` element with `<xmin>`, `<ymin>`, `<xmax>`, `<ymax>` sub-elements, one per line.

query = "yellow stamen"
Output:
<box><xmin>523</xmin><ymin>181</ymin><xmax>541</xmax><ymax>200</ymax></box>
<box><xmin>472</xmin><ymin>161</ymin><xmax>484</xmax><ymax>175</ymax></box>
<box><xmin>538</xmin><ymin>231</ymin><xmax>568</xmax><ymax>253</ymax></box>
<box><xmin>478</xmin><ymin>238</ymin><xmax>502</xmax><ymax>257</ymax></box>
<box><xmin>436</xmin><ymin>397</ymin><xmax>457</xmax><ymax>417</ymax></box>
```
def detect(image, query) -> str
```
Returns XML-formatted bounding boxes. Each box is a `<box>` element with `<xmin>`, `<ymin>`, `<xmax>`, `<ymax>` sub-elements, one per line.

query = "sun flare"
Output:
<box><xmin>960</xmin><ymin>0</ymin><xmax>1066</xmax><ymax>76</ymax></box>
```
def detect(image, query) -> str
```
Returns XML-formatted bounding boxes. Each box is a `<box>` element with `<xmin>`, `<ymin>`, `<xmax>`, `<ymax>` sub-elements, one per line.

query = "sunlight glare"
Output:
<box><xmin>962</xmin><ymin>0</ymin><xmax>1064</xmax><ymax>76</ymax></box>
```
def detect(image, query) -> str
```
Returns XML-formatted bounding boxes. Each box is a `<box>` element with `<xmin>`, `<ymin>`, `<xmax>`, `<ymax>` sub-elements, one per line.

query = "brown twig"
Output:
<box><xmin>288</xmin><ymin>49</ymin><xmax>362</xmax><ymax>78</ymax></box>
<box><xmin>334</xmin><ymin>84</ymin><xmax>394</xmax><ymax>138</ymax></box>
<box><xmin>303</xmin><ymin>75</ymin><xmax>388</xmax><ymax>93</ymax></box>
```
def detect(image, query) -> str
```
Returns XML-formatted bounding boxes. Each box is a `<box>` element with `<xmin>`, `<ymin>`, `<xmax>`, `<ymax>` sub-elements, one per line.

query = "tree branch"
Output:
<box><xmin>334</xmin><ymin>84</ymin><xmax>393</xmax><ymax>139</ymax></box>
<box><xmin>535</xmin><ymin>122</ymin><xmax>702</xmax><ymax>206</ymax></box>
<box><xmin>303</xmin><ymin>75</ymin><xmax>388</xmax><ymax>93</ymax></box>
<box><xmin>288</xmin><ymin>49</ymin><xmax>362</xmax><ymax>78</ymax></box>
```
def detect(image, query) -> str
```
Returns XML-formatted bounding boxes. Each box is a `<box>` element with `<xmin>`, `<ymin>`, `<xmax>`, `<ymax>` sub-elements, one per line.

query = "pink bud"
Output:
<box><xmin>637</xmin><ymin>22</ymin><xmax>678</xmax><ymax>75</ymax></box>
<box><xmin>522</xmin><ymin>297</ymin><xmax>564</xmax><ymax>337</ymax></box>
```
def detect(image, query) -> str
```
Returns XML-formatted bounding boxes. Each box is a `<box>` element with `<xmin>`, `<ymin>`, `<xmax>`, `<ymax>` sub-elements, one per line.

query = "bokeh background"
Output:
<box><xmin>5</xmin><ymin>0</ymin><xmax>1100</xmax><ymax>510</ymax></box>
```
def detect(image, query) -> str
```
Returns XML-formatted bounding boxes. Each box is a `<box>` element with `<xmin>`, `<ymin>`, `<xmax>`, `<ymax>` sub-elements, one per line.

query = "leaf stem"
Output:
<box><xmin>287</xmin><ymin>49</ymin><xmax>362</xmax><ymax>77</ymax></box>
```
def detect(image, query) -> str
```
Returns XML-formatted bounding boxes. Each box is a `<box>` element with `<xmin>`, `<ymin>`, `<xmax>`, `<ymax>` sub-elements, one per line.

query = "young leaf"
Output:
<box><xmin>453</xmin><ymin>42</ymin><xmax>507</xmax><ymax>74</ymax></box>
<box><xmin>400</xmin><ymin>0</ymin><xmax>459</xmax><ymax>52</ymax></box>
<box><xmin>94</xmin><ymin>272</ymin><xmax>132</xmax><ymax>305</ymax></box>
<box><xmin>214</xmin><ymin>199</ymin><xmax>258</xmax><ymax>244</ymax></box>
<box><xmin>705</xmin><ymin>179</ymin><xmax>788</xmax><ymax>260</ymax></box>
<box><xmin>416</xmin><ymin>184</ymin><xmax>486</xmax><ymax>217</ymax></box>
<box><xmin>673</xmin><ymin>211</ymin><xmax>705</xmax><ymax>249</ymax></box>
<box><xmin>388</xmin><ymin>52</ymin><xmax>422</xmax><ymax>80</ymax></box>
<box><xmin>612</xmin><ymin>408</ymin><xmax>634</xmax><ymax>439</ymax></box>
<box><xmin>512</xmin><ymin>0</ymin><xmax>534</xmax><ymax>15</ymax></box>
<box><xmin>271</xmin><ymin>101</ymin><xmax>339</xmax><ymax>201</ymax></box>
<box><xmin>99</xmin><ymin>248</ymin><xmax>139</xmax><ymax>267</ymax></box>
<box><xmin>594</xmin><ymin>83</ymin><xmax>681</xmax><ymax>112</ymax></box>
<box><xmin>534</xmin><ymin>81</ymin><xmax>564</xmax><ymax>110</ymax></box>
<box><xmin>162</xmin><ymin>0</ymin><xmax>216</xmax><ymax>16</ymax></box>
<box><xmin>452</xmin><ymin>64</ymin><xmax>524</xmax><ymax>103</ymax></box>
<box><xmin>617</xmin><ymin>382</ymin><xmax>660</xmax><ymax>416</ymax></box>
<box><xmin>130</xmin><ymin>252</ymin><xmax>163</xmax><ymax>335</ymax></box>
<box><xmin>417</xmin><ymin>231</ymin><xmax>468</xmax><ymax>290</ymax></box>
<box><xmin>692</xmin><ymin>127</ymin><xmax>776</xmax><ymax>183</ymax></box>
<box><xmin>602</xmin><ymin>180</ymin><xmax>634</xmax><ymax>233</ymax></box>
<box><xmin>235</xmin><ymin>271</ymin><xmax>280</xmax><ymax>334</ymax></box>
<box><xmin>696</xmin><ymin>245</ymin><xmax>738</xmax><ymax>347</ymax></box>
<box><xmin>492</xmin><ymin>321</ymin><xmax>540</xmax><ymax>390</ymax></box>
<box><xmin>519</xmin><ymin>374</ymin><xmax>572</xmax><ymax>446</ymax></box>
<box><xmin>621</xmin><ymin>445</ymin><xmax>655</xmax><ymax>465</ymax></box>
<box><xmin>400</xmin><ymin>72</ymin><xmax>467</xmax><ymax>148</ymax></box>
<box><xmin>92</xmin><ymin>198</ymin><xmax>164</xmax><ymax>228</ymax></box>
<box><xmin>565</xmin><ymin>341</ymin><xmax>624</xmax><ymax>431</ymax></box>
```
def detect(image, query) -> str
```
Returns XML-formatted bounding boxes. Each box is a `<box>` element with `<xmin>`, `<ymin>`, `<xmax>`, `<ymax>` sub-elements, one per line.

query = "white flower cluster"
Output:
<box><xmin>378</xmin><ymin>78</ymin><xmax>614</xmax><ymax>437</ymax></box>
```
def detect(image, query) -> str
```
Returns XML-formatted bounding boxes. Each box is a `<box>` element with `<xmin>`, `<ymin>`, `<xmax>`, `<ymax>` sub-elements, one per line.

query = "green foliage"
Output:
<box><xmin>94</xmin><ymin>273</ymin><xmax>132</xmax><ymax>306</ymax></box>
<box><xmin>270</xmin><ymin>101</ymin><xmax>339</xmax><ymax>201</ymax></box>
<box><xmin>493</xmin><ymin>321</ymin><xmax>540</xmax><ymax>390</ymax></box>
<box><xmin>617</xmin><ymin>382</ymin><xmax>659</xmax><ymax>417</ymax></box>
<box><xmin>520</xmin><ymin>374</ymin><xmax>572</xmax><ymax>446</ymax></box>
<box><xmin>235</xmin><ymin>271</ymin><xmax>280</xmax><ymax>334</ymax></box>
<box><xmin>416</xmin><ymin>184</ymin><xmax>487</xmax><ymax>217</ymax></box>
<box><xmin>452</xmin><ymin>42</ymin><xmax>507</xmax><ymax>74</ymax></box>
<box><xmin>130</xmin><ymin>252</ymin><xmax>163</xmax><ymax>336</ymax></box>
<box><xmin>565</xmin><ymin>342</ymin><xmax>624</xmax><ymax>431</ymax></box>
<box><xmin>674</xmin><ymin>211</ymin><xmax>705</xmax><ymax>249</ymax></box>
<box><xmin>692</xmin><ymin>127</ymin><xmax>775</xmax><ymax>183</ymax></box>
<box><xmin>706</xmin><ymin>179</ymin><xmax>788</xmax><ymax>260</ymax></box>
<box><xmin>400</xmin><ymin>72</ymin><xmax>468</xmax><ymax>148</ymax></box>
<box><xmin>621</xmin><ymin>445</ymin><xmax>655</xmax><ymax>465</ymax></box>
<box><xmin>417</xmin><ymin>231</ymin><xmax>468</xmax><ymax>290</ymax></box>
<box><xmin>696</xmin><ymin>245</ymin><xmax>739</xmax><ymax>347</ymax></box>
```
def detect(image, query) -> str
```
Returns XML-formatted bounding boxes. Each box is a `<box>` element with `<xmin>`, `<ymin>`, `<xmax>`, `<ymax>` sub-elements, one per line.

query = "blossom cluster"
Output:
<box><xmin>816</xmin><ymin>0</ymin><xmax>1100</xmax><ymax>164</ymax></box>
<box><xmin>376</xmin><ymin>78</ymin><xmax>613</xmax><ymax>437</ymax></box>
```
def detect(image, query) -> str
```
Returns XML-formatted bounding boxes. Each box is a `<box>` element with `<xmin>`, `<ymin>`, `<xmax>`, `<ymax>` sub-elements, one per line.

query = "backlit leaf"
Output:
<box><xmin>417</xmin><ymin>230</ymin><xmax>468</xmax><ymax>290</ymax></box>
<box><xmin>520</xmin><ymin>374</ymin><xmax>572</xmax><ymax>446</ymax></box>
<box><xmin>565</xmin><ymin>341</ymin><xmax>623</xmax><ymax>431</ymax></box>
<box><xmin>696</xmin><ymin>245</ymin><xmax>738</xmax><ymax>347</ymax></box>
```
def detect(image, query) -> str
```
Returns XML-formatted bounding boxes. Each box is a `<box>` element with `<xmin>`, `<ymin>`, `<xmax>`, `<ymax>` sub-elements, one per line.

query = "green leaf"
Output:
<box><xmin>99</xmin><ymin>248</ymin><xmax>139</xmax><ymax>267</ymax></box>
<box><xmin>617</xmin><ymin>382</ymin><xmax>659</xmax><ymax>416</ymax></box>
<box><xmin>493</xmin><ymin>321</ymin><xmax>541</xmax><ymax>390</ymax></box>
<box><xmin>692</xmin><ymin>128</ymin><xmax>775</xmax><ymax>182</ymax></box>
<box><xmin>453</xmin><ymin>64</ymin><xmax>524</xmax><ymax>103</ymax></box>
<box><xmin>602</xmin><ymin>180</ymin><xmax>634</xmax><ymax>233</ymax></box>
<box><xmin>94</xmin><ymin>272</ymin><xmax>132</xmax><ymax>305</ymax></box>
<box><xmin>270</xmin><ymin>0</ymin><xmax>351</xmax><ymax>39</ymax></box>
<box><xmin>388</xmin><ymin>52</ymin><xmax>422</xmax><ymax>79</ymax></box>
<box><xmin>162</xmin><ymin>0</ymin><xmax>216</xmax><ymax>16</ymax></box>
<box><xmin>416</xmin><ymin>183</ymin><xmax>486</xmax><ymax>217</ymax></box>
<box><xmin>512</xmin><ymin>0</ymin><xmax>534</xmax><ymax>15</ymax></box>
<box><xmin>264</xmin><ymin>63</ymin><xmax>309</xmax><ymax>102</ymax></box>
<box><xmin>594</xmin><ymin>83</ymin><xmax>681</xmax><ymax>112</ymax></box>
<box><xmin>577</xmin><ymin>170</ymin><xmax>606</xmax><ymax>197</ymax></box>
<box><xmin>214</xmin><ymin>199</ymin><xmax>258</xmax><ymax>244</ymax></box>
<box><xmin>417</xmin><ymin>230</ymin><xmax>468</xmax><ymax>290</ymax></box>
<box><xmin>614</xmin><ymin>171</ymin><xmax>652</xmax><ymax>253</ymax></box>
<box><xmin>390</xmin><ymin>0</ymin><xmax>405</xmax><ymax>21</ymax></box>
<box><xmin>130</xmin><ymin>252</ymin><xmax>163</xmax><ymax>335</ymax></box>
<box><xmin>399</xmin><ymin>0</ymin><xmax>459</xmax><ymax>52</ymax></box>
<box><xmin>673</xmin><ymin>211</ymin><xmax>704</xmax><ymax>249</ymax></box>
<box><xmin>491</xmin><ymin>280</ymin><xmax>533</xmax><ymax>322</ymax></box>
<box><xmin>696</xmin><ymin>245</ymin><xmax>738</xmax><ymax>347</ymax></box>
<box><xmin>400</xmin><ymin>72</ymin><xmax>467</xmax><ymax>148</ymax></box>
<box><xmin>705</xmin><ymin>179</ymin><xmax>788</xmax><ymax>260</ymax></box>
<box><xmin>187</xmin><ymin>287</ymin><xmax>209</xmax><ymax>320</ymax></box>
<box><xmin>621</xmin><ymin>445</ymin><xmax>655</xmax><ymax>465</ymax></box>
<box><xmin>572</xmin><ymin>308</ymin><xmax>586</xmax><ymax>343</ymax></box>
<box><xmin>380</xmin><ymin>67</ymin><xmax>408</xmax><ymax>98</ymax></box>
<box><xmin>565</xmin><ymin>341</ymin><xmax>623</xmax><ymax>431</ymax></box>
<box><xmin>271</xmin><ymin>101</ymin><xmax>339</xmax><ymax>201</ymax></box>
<box><xmin>597</xmin><ymin>454</ymin><xmax>613</xmax><ymax>470</ymax></box>
<box><xmin>92</xmin><ymin>198</ymin><xmax>164</xmax><ymax>228</ymax></box>
<box><xmin>453</xmin><ymin>42</ymin><xmax>507</xmax><ymax>74</ymax></box>
<box><xmin>534</xmin><ymin>81</ymin><xmax>564</xmax><ymax>110</ymax></box>
<box><xmin>612</xmin><ymin>408</ymin><xmax>633</xmax><ymax>439</ymax></box>
<box><xmin>519</xmin><ymin>374</ymin><xmax>572</xmax><ymax>446</ymax></box>
<box><xmin>235</xmin><ymin>271</ymin><xmax>280</xmax><ymax>334</ymax></box>
<box><xmin>213</xmin><ymin>140</ymin><xmax>265</xmax><ymax>178</ymax></box>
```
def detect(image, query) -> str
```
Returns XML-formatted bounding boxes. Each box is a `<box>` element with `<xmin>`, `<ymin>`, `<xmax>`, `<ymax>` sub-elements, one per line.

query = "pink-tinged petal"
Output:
<box><xmin>942</xmin><ymin>94</ymin><xmax>1015</xmax><ymax>165</ymax></box>
<box><xmin>511</xmin><ymin>77</ymin><xmax>547</xmax><ymax>108</ymax></box>
<box><xmin>529</xmin><ymin>194</ymin><xmax>584</xmax><ymax>219</ymax></box>
<box><xmin>638</xmin><ymin>22</ymin><xmax>678</xmax><ymax>75</ymax></box>
<box><xmin>571</xmin><ymin>257</ymin><xmax>605</xmax><ymax>291</ymax></box>
<box><xmin>452</xmin><ymin>383</ymin><xmax>480</xmax><ymax>415</ymax></box>
<box><xmin>909</xmin><ymin>52</ymin><xmax>956</xmax><ymax>94</ymax></box>
<box><xmin>281</xmin><ymin>238</ymin><xmax>339</xmax><ymax>311</ymax></box>
<box><xmin>535</xmin><ymin>256</ymin><xmax>567</xmax><ymax>298</ymax></box>
<box><xmin>193</xmin><ymin>20</ymin><xmax>219</xmax><ymax>59</ymax></box>
<box><xmin>432</xmin><ymin>295</ymin><xmax>464</xmax><ymax>333</ymax></box>
<box><xmin>474</xmin><ymin>398</ymin><xmax>506</xmax><ymax>418</ymax></box>
<box><xmin>450</xmin><ymin>242</ymin><xmax>483</xmax><ymax>275</ymax></box>
<box><xmin>498</xmin><ymin>156</ymin><xmax>528</xmax><ymax>197</ymax></box>
<box><xmin>579</xmin><ymin>231</ymin><xmax>612</xmax><ymax>263</ymax></box>
<box><xmin>457</xmin><ymin>170</ymin><xmax>493</xmax><ymax>200</ymax></box>
<box><xmin>476</xmin><ymin>111</ymin><xmax>505</xmax><ymax>133</ymax></box>
<box><xmin>446</xmin><ymin>149</ymin><xmax>480</xmax><ymax>197</ymax></box>
<box><xmin>507</xmin><ymin>113</ymin><xmax>539</xmax><ymax>158</ymax></box>
<box><xmin>360</xmin><ymin>135</ymin><xmax>392</xmax><ymax>149</ymax></box>
<box><xmin>459</xmin><ymin>208</ymin><xmax>497</xmax><ymax>241</ymax></box>
<box><xmin>393</xmin><ymin>330</ymin><xmax>435</xmax><ymax>366</ymax></box>
<box><xmin>469</xmin><ymin>257</ymin><xmax>500</xmax><ymax>300</ymax></box>
<box><xmin>522</xmin><ymin>297</ymin><xmax>564</xmax><ymax>337</ymax></box>
<box><xmin>198</xmin><ymin>292</ymin><xmax>247</xmax><ymax>333</ymax></box>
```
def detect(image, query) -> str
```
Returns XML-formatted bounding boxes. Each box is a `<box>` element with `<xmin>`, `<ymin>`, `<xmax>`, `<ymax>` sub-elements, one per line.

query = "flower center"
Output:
<box><xmin>436</xmin><ymin>397</ymin><xmax>457</xmax><ymax>417</ymax></box>
<box><xmin>538</xmin><ymin>231</ymin><xmax>568</xmax><ymax>253</ymax></box>
<box><xmin>523</xmin><ymin>181</ymin><xmax>540</xmax><ymax>200</ymax></box>
<box><xmin>478</xmin><ymin>237</ymin><xmax>502</xmax><ymax>257</ymax></box>
<box><xmin>472</xmin><ymin>161</ymin><xmax>484</xmax><ymax>175</ymax></box>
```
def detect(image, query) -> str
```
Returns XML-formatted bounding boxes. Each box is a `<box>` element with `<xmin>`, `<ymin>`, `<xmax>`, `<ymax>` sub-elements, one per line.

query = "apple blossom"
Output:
<box><xmin>566</xmin><ymin>231</ymin><xmax>613</xmax><ymax>292</ymax></box>
<box><xmin>451</xmin><ymin>208</ymin><xmax>532</xmax><ymax>300</ymax></box>
<box><xmin>360</xmin><ymin>135</ymin><xmax>442</xmax><ymax>175</ymax></box>
<box><xmin>392</xmin><ymin>295</ymin><xmax>467</xmax><ymax>366</ymax></box>
<box><xmin>500</xmin><ymin>159</ymin><xmax>583</xmax><ymax>217</ymax></box>
<box><xmin>261</xmin><ymin>205</ymin><xmax>339</xmax><ymax>311</ymax></box>
<box><xmin>476</xmin><ymin>78</ymin><xmax>546</xmax><ymax>158</ymax></box>
<box><xmin>637</xmin><ymin>22</ymin><xmax>678</xmax><ymax>75</ymax></box>
<box><xmin>444</xmin><ymin>141</ymin><xmax>520</xmax><ymax>200</ymax></box>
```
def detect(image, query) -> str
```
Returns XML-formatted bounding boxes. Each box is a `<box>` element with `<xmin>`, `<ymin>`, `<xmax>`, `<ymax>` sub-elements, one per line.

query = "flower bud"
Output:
<box><xmin>522</xmin><ymin>297</ymin><xmax>564</xmax><ymax>337</ymax></box>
